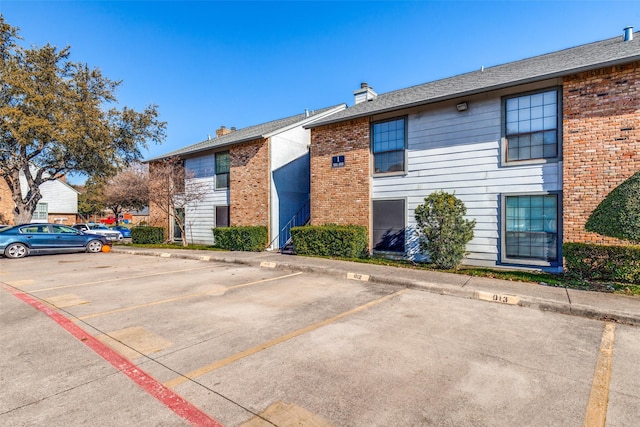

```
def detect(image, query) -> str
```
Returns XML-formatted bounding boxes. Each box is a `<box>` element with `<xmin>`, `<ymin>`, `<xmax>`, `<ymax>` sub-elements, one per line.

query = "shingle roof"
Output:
<box><xmin>146</xmin><ymin>104</ymin><xmax>345</xmax><ymax>161</ymax></box>
<box><xmin>307</xmin><ymin>31</ymin><xmax>640</xmax><ymax>128</ymax></box>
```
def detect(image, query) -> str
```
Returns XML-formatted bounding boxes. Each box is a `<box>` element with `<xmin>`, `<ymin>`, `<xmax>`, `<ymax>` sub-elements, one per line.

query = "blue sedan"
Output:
<box><xmin>0</xmin><ymin>223</ymin><xmax>110</xmax><ymax>259</ymax></box>
<box><xmin>110</xmin><ymin>225</ymin><xmax>132</xmax><ymax>238</ymax></box>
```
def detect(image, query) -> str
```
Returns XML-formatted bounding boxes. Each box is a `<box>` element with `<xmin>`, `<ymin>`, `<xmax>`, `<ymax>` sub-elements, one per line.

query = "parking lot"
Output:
<box><xmin>2</xmin><ymin>251</ymin><xmax>639</xmax><ymax>426</ymax></box>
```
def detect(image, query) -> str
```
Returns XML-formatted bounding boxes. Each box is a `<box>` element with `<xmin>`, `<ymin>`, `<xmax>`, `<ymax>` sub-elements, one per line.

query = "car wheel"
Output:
<box><xmin>86</xmin><ymin>240</ymin><xmax>103</xmax><ymax>253</ymax></box>
<box><xmin>5</xmin><ymin>243</ymin><xmax>28</xmax><ymax>259</ymax></box>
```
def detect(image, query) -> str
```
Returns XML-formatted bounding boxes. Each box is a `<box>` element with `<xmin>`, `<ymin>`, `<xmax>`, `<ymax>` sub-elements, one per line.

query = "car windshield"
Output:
<box><xmin>89</xmin><ymin>224</ymin><xmax>110</xmax><ymax>230</ymax></box>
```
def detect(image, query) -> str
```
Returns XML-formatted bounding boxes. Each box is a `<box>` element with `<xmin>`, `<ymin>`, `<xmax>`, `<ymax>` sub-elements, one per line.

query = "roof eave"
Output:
<box><xmin>143</xmin><ymin>134</ymin><xmax>268</xmax><ymax>163</ymax></box>
<box><xmin>262</xmin><ymin>104</ymin><xmax>347</xmax><ymax>138</ymax></box>
<box><xmin>306</xmin><ymin>55</ymin><xmax>640</xmax><ymax>129</ymax></box>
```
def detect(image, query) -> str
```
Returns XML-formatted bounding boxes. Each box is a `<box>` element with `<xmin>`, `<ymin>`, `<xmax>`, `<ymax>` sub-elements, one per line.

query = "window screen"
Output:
<box><xmin>372</xmin><ymin>199</ymin><xmax>405</xmax><ymax>252</ymax></box>
<box><xmin>216</xmin><ymin>205</ymin><xmax>230</xmax><ymax>228</ymax></box>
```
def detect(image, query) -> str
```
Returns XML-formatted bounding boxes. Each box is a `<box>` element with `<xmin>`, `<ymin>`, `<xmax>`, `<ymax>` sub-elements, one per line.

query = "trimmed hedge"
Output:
<box><xmin>131</xmin><ymin>226</ymin><xmax>165</xmax><ymax>244</ymax></box>
<box><xmin>212</xmin><ymin>226</ymin><xmax>268</xmax><ymax>251</ymax></box>
<box><xmin>563</xmin><ymin>242</ymin><xmax>640</xmax><ymax>285</ymax></box>
<box><xmin>585</xmin><ymin>171</ymin><xmax>640</xmax><ymax>243</ymax></box>
<box><xmin>291</xmin><ymin>225</ymin><xmax>368</xmax><ymax>258</ymax></box>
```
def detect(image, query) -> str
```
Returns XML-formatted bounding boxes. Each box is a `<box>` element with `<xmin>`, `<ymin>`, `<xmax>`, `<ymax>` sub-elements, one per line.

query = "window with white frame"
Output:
<box><xmin>215</xmin><ymin>151</ymin><xmax>230</xmax><ymax>189</ymax></box>
<box><xmin>33</xmin><ymin>203</ymin><xmax>48</xmax><ymax>221</ymax></box>
<box><xmin>504</xmin><ymin>194</ymin><xmax>559</xmax><ymax>263</ymax></box>
<box><xmin>504</xmin><ymin>89</ymin><xmax>559</xmax><ymax>162</ymax></box>
<box><xmin>372</xmin><ymin>118</ymin><xmax>406</xmax><ymax>174</ymax></box>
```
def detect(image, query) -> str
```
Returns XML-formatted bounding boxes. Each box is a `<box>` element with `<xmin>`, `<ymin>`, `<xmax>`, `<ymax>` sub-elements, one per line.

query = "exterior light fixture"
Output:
<box><xmin>456</xmin><ymin>102</ymin><xmax>468</xmax><ymax>112</ymax></box>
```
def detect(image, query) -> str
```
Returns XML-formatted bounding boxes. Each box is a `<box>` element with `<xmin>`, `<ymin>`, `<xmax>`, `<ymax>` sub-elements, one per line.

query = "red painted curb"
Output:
<box><xmin>2</xmin><ymin>284</ymin><xmax>224</xmax><ymax>427</ymax></box>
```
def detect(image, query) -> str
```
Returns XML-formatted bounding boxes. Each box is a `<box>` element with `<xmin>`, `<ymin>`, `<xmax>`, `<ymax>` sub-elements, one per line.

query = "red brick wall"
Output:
<box><xmin>47</xmin><ymin>214</ymin><xmax>77</xmax><ymax>224</ymax></box>
<box><xmin>563</xmin><ymin>61</ymin><xmax>640</xmax><ymax>244</ymax></box>
<box><xmin>230</xmin><ymin>138</ymin><xmax>270</xmax><ymax>227</ymax></box>
<box><xmin>310</xmin><ymin>118</ymin><xmax>371</xmax><ymax>228</ymax></box>
<box><xmin>0</xmin><ymin>181</ymin><xmax>14</xmax><ymax>224</ymax></box>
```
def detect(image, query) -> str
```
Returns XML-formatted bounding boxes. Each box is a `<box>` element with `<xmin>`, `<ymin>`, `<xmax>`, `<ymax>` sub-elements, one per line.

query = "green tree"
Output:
<box><xmin>414</xmin><ymin>191</ymin><xmax>476</xmax><ymax>269</ymax></box>
<box><xmin>75</xmin><ymin>177</ymin><xmax>106</xmax><ymax>222</ymax></box>
<box><xmin>585</xmin><ymin>172</ymin><xmax>640</xmax><ymax>243</ymax></box>
<box><xmin>0</xmin><ymin>17</ymin><xmax>165</xmax><ymax>224</ymax></box>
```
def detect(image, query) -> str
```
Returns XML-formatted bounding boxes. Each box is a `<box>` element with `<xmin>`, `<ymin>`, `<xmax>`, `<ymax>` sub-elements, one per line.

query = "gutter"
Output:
<box><xmin>305</xmin><ymin>55</ymin><xmax>640</xmax><ymax>129</ymax></box>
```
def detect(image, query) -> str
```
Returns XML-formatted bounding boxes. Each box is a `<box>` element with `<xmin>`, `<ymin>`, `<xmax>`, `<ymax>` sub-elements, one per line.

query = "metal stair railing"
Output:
<box><xmin>268</xmin><ymin>198</ymin><xmax>310</xmax><ymax>251</ymax></box>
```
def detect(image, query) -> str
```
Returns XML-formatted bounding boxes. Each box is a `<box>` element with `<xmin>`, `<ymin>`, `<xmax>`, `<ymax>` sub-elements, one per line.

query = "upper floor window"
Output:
<box><xmin>33</xmin><ymin>203</ymin><xmax>48</xmax><ymax>221</ymax></box>
<box><xmin>372</xmin><ymin>118</ymin><xmax>406</xmax><ymax>174</ymax></box>
<box><xmin>215</xmin><ymin>151</ymin><xmax>230</xmax><ymax>189</ymax></box>
<box><xmin>504</xmin><ymin>89</ymin><xmax>559</xmax><ymax>162</ymax></box>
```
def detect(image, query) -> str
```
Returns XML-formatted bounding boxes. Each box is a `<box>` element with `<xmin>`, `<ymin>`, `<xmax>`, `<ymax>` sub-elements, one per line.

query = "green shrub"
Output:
<box><xmin>563</xmin><ymin>242</ymin><xmax>640</xmax><ymax>285</ymax></box>
<box><xmin>212</xmin><ymin>226</ymin><xmax>268</xmax><ymax>251</ymax></box>
<box><xmin>585</xmin><ymin>171</ymin><xmax>640</xmax><ymax>243</ymax></box>
<box><xmin>414</xmin><ymin>191</ymin><xmax>475</xmax><ymax>269</ymax></box>
<box><xmin>131</xmin><ymin>226</ymin><xmax>165</xmax><ymax>244</ymax></box>
<box><xmin>291</xmin><ymin>225</ymin><xmax>368</xmax><ymax>258</ymax></box>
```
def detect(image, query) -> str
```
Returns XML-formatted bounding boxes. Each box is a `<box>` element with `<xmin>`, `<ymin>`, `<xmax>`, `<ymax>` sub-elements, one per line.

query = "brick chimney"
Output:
<box><xmin>353</xmin><ymin>82</ymin><xmax>377</xmax><ymax>104</ymax></box>
<box><xmin>216</xmin><ymin>126</ymin><xmax>234</xmax><ymax>137</ymax></box>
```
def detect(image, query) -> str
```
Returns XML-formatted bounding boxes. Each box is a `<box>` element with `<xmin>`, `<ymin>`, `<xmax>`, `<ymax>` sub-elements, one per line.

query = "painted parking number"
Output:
<box><xmin>477</xmin><ymin>291</ymin><xmax>519</xmax><ymax>305</ymax></box>
<box><xmin>493</xmin><ymin>294</ymin><xmax>511</xmax><ymax>303</ymax></box>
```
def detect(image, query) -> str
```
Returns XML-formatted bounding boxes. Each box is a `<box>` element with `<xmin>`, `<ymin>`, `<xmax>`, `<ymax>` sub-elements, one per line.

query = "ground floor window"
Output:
<box><xmin>503</xmin><ymin>194</ymin><xmax>559</xmax><ymax>263</ymax></box>
<box><xmin>33</xmin><ymin>203</ymin><xmax>48</xmax><ymax>221</ymax></box>
<box><xmin>173</xmin><ymin>208</ymin><xmax>184</xmax><ymax>241</ymax></box>
<box><xmin>215</xmin><ymin>205</ymin><xmax>230</xmax><ymax>228</ymax></box>
<box><xmin>372</xmin><ymin>199</ymin><xmax>405</xmax><ymax>252</ymax></box>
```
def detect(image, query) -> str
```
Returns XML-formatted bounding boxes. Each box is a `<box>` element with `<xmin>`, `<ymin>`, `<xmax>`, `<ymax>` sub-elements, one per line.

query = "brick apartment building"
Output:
<box><xmin>306</xmin><ymin>29</ymin><xmax>639</xmax><ymax>271</ymax></box>
<box><xmin>147</xmin><ymin>105</ymin><xmax>345</xmax><ymax>247</ymax></box>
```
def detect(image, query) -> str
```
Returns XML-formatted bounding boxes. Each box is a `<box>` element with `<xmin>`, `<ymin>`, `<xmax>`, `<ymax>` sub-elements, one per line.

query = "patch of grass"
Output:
<box><xmin>337</xmin><ymin>255</ymin><xmax>638</xmax><ymax>296</ymax></box>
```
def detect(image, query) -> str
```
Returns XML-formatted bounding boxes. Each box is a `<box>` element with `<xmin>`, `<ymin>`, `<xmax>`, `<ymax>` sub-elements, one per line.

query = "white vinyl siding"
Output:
<box><xmin>186</xmin><ymin>154</ymin><xmax>215</xmax><ymax>178</ymax></box>
<box><xmin>28</xmin><ymin>179</ymin><xmax>78</xmax><ymax>218</ymax></box>
<box><xmin>184</xmin><ymin>155</ymin><xmax>228</xmax><ymax>245</ymax></box>
<box><xmin>371</xmin><ymin>88</ymin><xmax>562</xmax><ymax>269</ymax></box>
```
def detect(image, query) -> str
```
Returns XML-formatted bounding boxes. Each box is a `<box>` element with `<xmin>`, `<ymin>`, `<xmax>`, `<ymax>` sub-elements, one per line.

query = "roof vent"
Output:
<box><xmin>623</xmin><ymin>26</ymin><xmax>633</xmax><ymax>42</ymax></box>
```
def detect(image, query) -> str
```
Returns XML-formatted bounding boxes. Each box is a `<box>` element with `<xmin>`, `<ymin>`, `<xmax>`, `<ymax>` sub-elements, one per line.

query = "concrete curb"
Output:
<box><xmin>111</xmin><ymin>248</ymin><xmax>640</xmax><ymax>326</ymax></box>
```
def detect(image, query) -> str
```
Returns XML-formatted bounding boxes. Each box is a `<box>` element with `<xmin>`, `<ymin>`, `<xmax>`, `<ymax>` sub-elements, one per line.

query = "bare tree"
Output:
<box><xmin>147</xmin><ymin>157</ymin><xmax>209</xmax><ymax>246</ymax></box>
<box><xmin>104</xmin><ymin>164</ymin><xmax>149</xmax><ymax>224</ymax></box>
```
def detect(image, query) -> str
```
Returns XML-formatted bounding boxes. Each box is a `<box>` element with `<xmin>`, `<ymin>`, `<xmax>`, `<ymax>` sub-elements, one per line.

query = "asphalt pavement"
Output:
<box><xmin>111</xmin><ymin>246</ymin><xmax>640</xmax><ymax>326</ymax></box>
<box><xmin>3</xmin><ymin>249</ymin><xmax>640</xmax><ymax>426</ymax></box>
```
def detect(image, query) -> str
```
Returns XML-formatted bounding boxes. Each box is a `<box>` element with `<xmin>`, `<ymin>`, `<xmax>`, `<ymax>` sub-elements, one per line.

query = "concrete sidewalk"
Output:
<box><xmin>111</xmin><ymin>246</ymin><xmax>640</xmax><ymax>326</ymax></box>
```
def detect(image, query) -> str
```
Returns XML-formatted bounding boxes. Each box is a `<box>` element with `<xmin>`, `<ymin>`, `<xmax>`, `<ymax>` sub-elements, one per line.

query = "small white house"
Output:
<box><xmin>0</xmin><ymin>168</ymin><xmax>79</xmax><ymax>225</ymax></box>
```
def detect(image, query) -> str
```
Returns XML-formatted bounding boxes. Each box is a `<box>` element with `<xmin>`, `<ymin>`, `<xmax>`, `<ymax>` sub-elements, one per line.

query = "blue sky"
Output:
<box><xmin>1</xmin><ymin>1</ymin><xmax>638</xmax><ymax>183</ymax></box>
